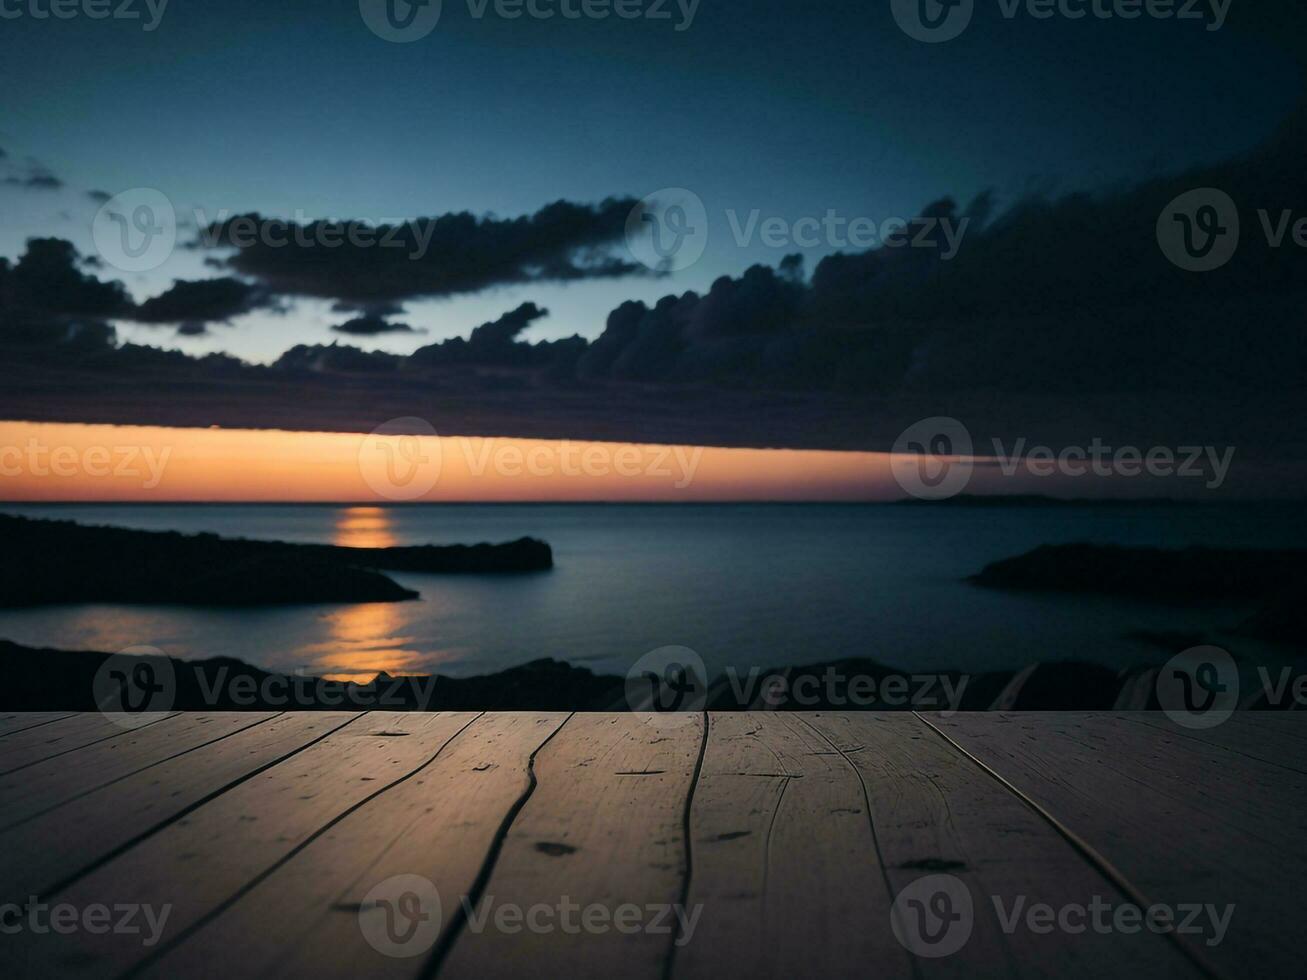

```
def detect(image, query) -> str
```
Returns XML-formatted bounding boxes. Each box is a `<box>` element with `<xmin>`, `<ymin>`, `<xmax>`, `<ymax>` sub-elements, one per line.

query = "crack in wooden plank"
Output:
<box><xmin>660</xmin><ymin>711</ymin><xmax>709</xmax><ymax>980</ymax></box>
<box><xmin>423</xmin><ymin>712</ymin><xmax>575</xmax><ymax>980</ymax></box>
<box><xmin>913</xmin><ymin>712</ymin><xmax>1229</xmax><ymax>980</ymax></box>
<box><xmin>0</xmin><ymin>713</ymin><xmax>182</xmax><ymax>777</ymax></box>
<box><xmin>122</xmin><ymin>712</ymin><xmax>486</xmax><ymax>980</ymax></box>
<box><xmin>2</xmin><ymin>712</ymin><xmax>290</xmax><ymax>833</ymax></box>
<box><xmin>797</xmin><ymin>715</ymin><xmax>923</xmax><ymax>980</ymax></box>
<box><xmin>32</xmin><ymin>712</ymin><xmax>358</xmax><ymax>905</ymax></box>
<box><xmin>0</xmin><ymin>713</ymin><xmax>79</xmax><ymax>739</ymax></box>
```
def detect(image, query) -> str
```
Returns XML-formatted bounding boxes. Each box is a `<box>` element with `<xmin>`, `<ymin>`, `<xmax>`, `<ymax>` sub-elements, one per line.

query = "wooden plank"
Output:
<box><xmin>0</xmin><ymin>712</ymin><xmax>357</xmax><ymax>903</ymax></box>
<box><xmin>1227</xmin><ymin>711</ymin><xmax>1307</xmax><ymax>744</ymax></box>
<box><xmin>0</xmin><ymin>711</ymin><xmax>280</xmax><ymax>830</ymax></box>
<box><xmin>3</xmin><ymin>712</ymin><xmax>480</xmax><ymax>980</ymax></box>
<box><xmin>1118</xmin><ymin>711</ymin><xmax>1307</xmax><ymax>775</ymax></box>
<box><xmin>928</xmin><ymin>711</ymin><xmax>1307</xmax><ymax>978</ymax></box>
<box><xmin>673</xmin><ymin>712</ymin><xmax>908</xmax><ymax>979</ymax></box>
<box><xmin>3</xmin><ymin>711</ymin><xmax>502</xmax><ymax>980</ymax></box>
<box><xmin>806</xmin><ymin>713</ymin><xmax>1198</xmax><ymax>979</ymax></box>
<box><xmin>438</xmin><ymin>713</ymin><xmax>705</xmax><ymax>980</ymax></box>
<box><xmin>137</xmin><ymin>712</ymin><xmax>567</xmax><ymax>980</ymax></box>
<box><xmin>0</xmin><ymin>711</ymin><xmax>78</xmax><ymax>737</ymax></box>
<box><xmin>0</xmin><ymin>711</ymin><xmax>178</xmax><ymax>775</ymax></box>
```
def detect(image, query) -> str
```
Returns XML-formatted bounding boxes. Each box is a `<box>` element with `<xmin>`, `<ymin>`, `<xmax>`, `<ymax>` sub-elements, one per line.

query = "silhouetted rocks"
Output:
<box><xmin>970</xmin><ymin>543</ymin><xmax>1307</xmax><ymax>602</ymax></box>
<box><xmin>0</xmin><ymin>514</ymin><xmax>552</xmax><ymax>608</ymax></box>
<box><xmin>0</xmin><ymin>641</ymin><xmax>619</xmax><ymax>711</ymax></box>
<box><xmin>2</xmin><ymin>640</ymin><xmax>1302</xmax><ymax>712</ymax></box>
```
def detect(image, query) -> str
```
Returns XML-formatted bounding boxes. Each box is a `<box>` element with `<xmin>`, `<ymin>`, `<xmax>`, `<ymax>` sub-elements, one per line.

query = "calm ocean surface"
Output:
<box><xmin>0</xmin><ymin>503</ymin><xmax>1301</xmax><ymax>680</ymax></box>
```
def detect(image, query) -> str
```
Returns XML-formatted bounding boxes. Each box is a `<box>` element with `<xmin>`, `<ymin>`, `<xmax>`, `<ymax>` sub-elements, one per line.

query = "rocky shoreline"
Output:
<box><xmin>971</xmin><ymin>542</ymin><xmax>1307</xmax><ymax>642</ymax></box>
<box><xmin>2</xmin><ymin>640</ymin><xmax>1297</xmax><ymax>713</ymax></box>
<box><xmin>0</xmin><ymin>514</ymin><xmax>552</xmax><ymax>607</ymax></box>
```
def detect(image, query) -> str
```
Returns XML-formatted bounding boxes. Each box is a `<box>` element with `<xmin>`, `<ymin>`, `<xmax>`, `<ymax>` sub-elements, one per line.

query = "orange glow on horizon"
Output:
<box><xmin>0</xmin><ymin>421</ymin><xmax>903</xmax><ymax>502</ymax></box>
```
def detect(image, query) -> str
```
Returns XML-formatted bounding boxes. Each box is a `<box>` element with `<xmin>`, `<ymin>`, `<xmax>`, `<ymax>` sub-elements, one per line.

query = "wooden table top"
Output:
<box><xmin>0</xmin><ymin>710</ymin><xmax>1301</xmax><ymax>979</ymax></box>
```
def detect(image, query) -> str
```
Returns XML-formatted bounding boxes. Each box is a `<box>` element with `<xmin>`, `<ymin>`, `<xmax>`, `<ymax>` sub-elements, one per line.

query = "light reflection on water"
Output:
<box><xmin>331</xmin><ymin>506</ymin><xmax>399</xmax><ymax>550</ymax></box>
<box><xmin>0</xmin><ymin>502</ymin><xmax>1302</xmax><ymax>682</ymax></box>
<box><xmin>299</xmin><ymin>601</ymin><xmax>429</xmax><ymax>683</ymax></box>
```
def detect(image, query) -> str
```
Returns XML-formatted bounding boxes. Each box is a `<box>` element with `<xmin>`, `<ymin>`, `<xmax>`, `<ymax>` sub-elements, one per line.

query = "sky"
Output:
<box><xmin>0</xmin><ymin>0</ymin><xmax>1298</xmax><ymax>363</ymax></box>
<box><xmin>2</xmin><ymin>421</ymin><xmax>1295</xmax><ymax>502</ymax></box>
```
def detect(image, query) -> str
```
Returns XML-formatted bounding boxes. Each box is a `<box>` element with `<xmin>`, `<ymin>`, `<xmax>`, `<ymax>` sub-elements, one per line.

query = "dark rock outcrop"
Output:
<box><xmin>0</xmin><ymin>514</ymin><xmax>551</xmax><ymax>608</ymax></box>
<box><xmin>970</xmin><ymin>543</ymin><xmax>1307</xmax><ymax>603</ymax></box>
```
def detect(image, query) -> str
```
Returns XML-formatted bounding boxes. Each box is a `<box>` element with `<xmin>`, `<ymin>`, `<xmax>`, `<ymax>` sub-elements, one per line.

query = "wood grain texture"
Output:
<box><xmin>0</xmin><ymin>712</ymin><xmax>279</xmax><ymax>830</ymax></box>
<box><xmin>807</xmin><ymin>712</ymin><xmax>1198</xmax><ymax>979</ymax></box>
<box><xmin>437</xmin><ymin>713</ymin><xmax>705</xmax><ymax>980</ymax></box>
<box><xmin>928</xmin><ymin>711</ymin><xmax>1307</xmax><ymax>979</ymax></box>
<box><xmin>1118</xmin><ymin>711</ymin><xmax>1307</xmax><ymax>775</ymax></box>
<box><xmin>0</xmin><ymin>712</ymin><xmax>1299</xmax><ymax>980</ymax></box>
<box><xmin>0</xmin><ymin>712</ymin><xmax>355</xmax><ymax>903</ymax></box>
<box><xmin>674</xmin><ymin>711</ymin><xmax>907</xmax><ymax>980</ymax></box>
<box><xmin>0</xmin><ymin>711</ymin><xmax>79</xmax><ymax>738</ymax></box>
<box><xmin>3</xmin><ymin>712</ymin><xmax>481</xmax><ymax>979</ymax></box>
<box><xmin>0</xmin><ymin>712</ymin><xmax>177</xmax><ymax>774</ymax></box>
<box><xmin>137</xmin><ymin>712</ymin><xmax>568</xmax><ymax>980</ymax></box>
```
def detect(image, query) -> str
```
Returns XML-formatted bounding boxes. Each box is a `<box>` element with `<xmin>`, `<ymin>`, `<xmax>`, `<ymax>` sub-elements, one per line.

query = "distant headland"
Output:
<box><xmin>0</xmin><ymin>514</ymin><xmax>552</xmax><ymax>607</ymax></box>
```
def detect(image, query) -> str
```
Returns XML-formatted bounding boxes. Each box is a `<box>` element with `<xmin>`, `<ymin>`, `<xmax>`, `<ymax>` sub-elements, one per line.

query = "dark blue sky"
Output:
<box><xmin>0</xmin><ymin>0</ymin><xmax>1298</xmax><ymax>361</ymax></box>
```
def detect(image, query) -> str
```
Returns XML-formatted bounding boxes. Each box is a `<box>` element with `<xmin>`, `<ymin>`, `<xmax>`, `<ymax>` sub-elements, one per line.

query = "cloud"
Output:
<box><xmin>567</xmin><ymin>100</ymin><xmax>1307</xmax><ymax>397</ymax></box>
<box><xmin>0</xmin><ymin>240</ymin><xmax>125</xmax><ymax>359</ymax></box>
<box><xmin>0</xmin><ymin>238</ymin><xmax>132</xmax><ymax>320</ymax></box>
<box><xmin>408</xmin><ymin>302</ymin><xmax>581</xmax><ymax>368</ymax></box>
<box><xmin>331</xmin><ymin>315</ymin><xmax>420</xmax><ymax>336</ymax></box>
<box><xmin>330</xmin><ymin>299</ymin><xmax>406</xmax><ymax>317</ymax></box>
<box><xmin>1</xmin><ymin>155</ymin><xmax>64</xmax><ymax>191</ymax></box>
<box><xmin>273</xmin><ymin>342</ymin><xmax>401</xmax><ymax>374</ymax></box>
<box><xmin>3</xmin><ymin>172</ymin><xmax>64</xmax><ymax>191</ymax></box>
<box><xmin>193</xmin><ymin>198</ymin><xmax>645</xmax><ymax>304</ymax></box>
<box><xmin>0</xmin><ymin>243</ymin><xmax>277</xmax><ymax>354</ymax></box>
<box><xmin>3</xmin><ymin>96</ymin><xmax>1306</xmax><ymax>459</ymax></box>
<box><xmin>131</xmin><ymin>278</ymin><xmax>275</xmax><ymax>327</ymax></box>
